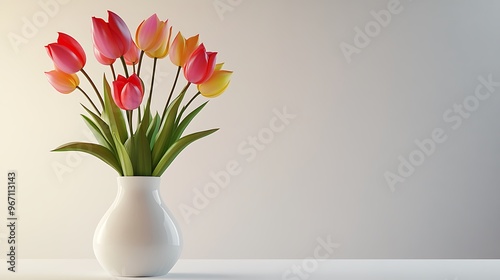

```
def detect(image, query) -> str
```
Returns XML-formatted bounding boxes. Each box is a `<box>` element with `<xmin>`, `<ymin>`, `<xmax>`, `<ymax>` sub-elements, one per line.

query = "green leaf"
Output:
<box><xmin>173</xmin><ymin>101</ymin><xmax>208</xmax><ymax>142</ymax></box>
<box><xmin>146</xmin><ymin>113</ymin><xmax>161</xmax><ymax>149</ymax></box>
<box><xmin>112</xmin><ymin>132</ymin><xmax>134</xmax><ymax>176</ymax></box>
<box><xmin>152</xmin><ymin>128</ymin><xmax>218</xmax><ymax>177</ymax></box>
<box><xmin>124</xmin><ymin>130</ymin><xmax>152</xmax><ymax>176</ymax></box>
<box><xmin>102</xmin><ymin>75</ymin><xmax>128</xmax><ymax>143</ymax></box>
<box><xmin>151</xmin><ymin>91</ymin><xmax>185</xmax><ymax>168</ymax></box>
<box><xmin>81</xmin><ymin>114</ymin><xmax>114</xmax><ymax>152</ymax></box>
<box><xmin>52</xmin><ymin>142</ymin><xmax>122</xmax><ymax>175</ymax></box>
<box><xmin>81</xmin><ymin>104</ymin><xmax>116</xmax><ymax>153</ymax></box>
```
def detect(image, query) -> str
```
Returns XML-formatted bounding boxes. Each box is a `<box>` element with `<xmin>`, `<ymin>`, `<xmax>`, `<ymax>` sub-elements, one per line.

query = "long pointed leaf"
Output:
<box><xmin>151</xmin><ymin>91</ymin><xmax>185</xmax><ymax>167</ymax></box>
<box><xmin>112</xmin><ymin>132</ymin><xmax>134</xmax><ymax>176</ymax></box>
<box><xmin>173</xmin><ymin>101</ymin><xmax>208</xmax><ymax>142</ymax></box>
<box><xmin>146</xmin><ymin>113</ymin><xmax>161</xmax><ymax>149</ymax></box>
<box><xmin>124</xmin><ymin>130</ymin><xmax>152</xmax><ymax>176</ymax></box>
<box><xmin>81</xmin><ymin>104</ymin><xmax>116</xmax><ymax>153</ymax></box>
<box><xmin>102</xmin><ymin>75</ymin><xmax>128</xmax><ymax>143</ymax></box>
<box><xmin>52</xmin><ymin>142</ymin><xmax>122</xmax><ymax>175</ymax></box>
<box><xmin>152</xmin><ymin>128</ymin><xmax>218</xmax><ymax>177</ymax></box>
<box><xmin>81</xmin><ymin>115</ymin><xmax>113</xmax><ymax>151</ymax></box>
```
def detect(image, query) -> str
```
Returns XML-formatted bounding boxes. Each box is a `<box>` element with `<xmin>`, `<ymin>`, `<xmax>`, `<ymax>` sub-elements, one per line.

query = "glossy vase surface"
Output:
<box><xmin>93</xmin><ymin>176</ymin><xmax>182</xmax><ymax>277</ymax></box>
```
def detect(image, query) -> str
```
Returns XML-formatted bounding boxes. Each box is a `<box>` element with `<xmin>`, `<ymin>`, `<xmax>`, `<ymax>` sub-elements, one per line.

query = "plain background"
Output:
<box><xmin>0</xmin><ymin>0</ymin><xmax>500</xmax><ymax>259</ymax></box>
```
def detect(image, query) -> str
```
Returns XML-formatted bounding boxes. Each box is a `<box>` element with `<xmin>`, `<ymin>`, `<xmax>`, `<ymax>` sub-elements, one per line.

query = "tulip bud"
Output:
<box><xmin>169</xmin><ymin>32</ymin><xmax>199</xmax><ymax>67</ymax></box>
<box><xmin>135</xmin><ymin>14</ymin><xmax>173</xmax><ymax>58</ymax></box>
<box><xmin>92</xmin><ymin>11</ymin><xmax>132</xmax><ymax>60</ymax></box>
<box><xmin>45</xmin><ymin>32</ymin><xmax>86</xmax><ymax>74</ymax></box>
<box><xmin>112</xmin><ymin>74</ymin><xmax>144</xmax><ymax>110</ymax></box>
<box><xmin>45</xmin><ymin>69</ymin><xmax>80</xmax><ymax>94</ymax></box>
<box><xmin>198</xmin><ymin>63</ymin><xmax>233</xmax><ymax>98</ymax></box>
<box><xmin>183</xmin><ymin>44</ymin><xmax>217</xmax><ymax>84</ymax></box>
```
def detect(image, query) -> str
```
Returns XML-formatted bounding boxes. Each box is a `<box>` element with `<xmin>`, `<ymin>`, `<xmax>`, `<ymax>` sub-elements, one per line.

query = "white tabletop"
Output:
<box><xmin>0</xmin><ymin>259</ymin><xmax>499</xmax><ymax>279</ymax></box>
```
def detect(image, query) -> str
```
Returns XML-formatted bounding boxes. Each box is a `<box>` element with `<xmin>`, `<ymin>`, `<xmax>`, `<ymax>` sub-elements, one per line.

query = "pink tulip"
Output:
<box><xmin>169</xmin><ymin>32</ymin><xmax>199</xmax><ymax>67</ymax></box>
<box><xmin>46</xmin><ymin>32</ymin><xmax>86</xmax><ymax>74</ymax></box>
<box><xmin>183</xmin><ymin>44</ymin><xmax>217</xmax><ymax>84</ymax></box>
<box><xmin>124</xmin><ymin>42</ymin><xmax>140</xmax><ymax>65</ymax></box>
<box><xmin>45</xmin><ymin>69</ymin><xmax>80</xmax><ymax>94</ymax></box>
<box><xmin>92</xmin><ymin>11</ymin><xmax>132</xmax><ymax>60</ymax></box>
<box><xmin>112</xmin><ymin>74</ymin><xmax>144</xmax><ymax>110</ymax></box>
<box><xmin>135</xmin><ymin>14</ymin><xmax>172</xmax><ymax>58</ymax></box>
<box><xmin>93</xmin><ymin>46</ymin><xmax>115</xmax><ymax>65</ymax></box>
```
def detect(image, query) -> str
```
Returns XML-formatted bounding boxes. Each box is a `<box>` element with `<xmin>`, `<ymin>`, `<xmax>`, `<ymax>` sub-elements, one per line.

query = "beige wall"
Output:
<box><xmin>0</xmin><ymin>0</ymin><xmax>500</xmax><ymax>259</ymax></box>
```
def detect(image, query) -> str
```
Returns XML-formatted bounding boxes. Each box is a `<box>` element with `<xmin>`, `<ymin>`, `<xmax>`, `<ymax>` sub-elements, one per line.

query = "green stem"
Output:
<box><xmin>136</xmin><ymin>51</ymin><xmax>145</xmax><ymax>77</ymax></box>
<box><xmin>110</xmin><ymin>64</ymin><xmax>116</xmax><ymax>81</ymax></box>
<box><xmin>161</xmin><ymin>66</ymin><xmax>181</xmax><ymax>121</ymax></box>
<box><xmin>178</xmin><ymin>91</ymin><xmax>201</xmax><ymax>122</ymax></box>
<box><xmin>76</xmin><ymin>86</ymin><xmax>100</xmax><ymax>115</ymax></box>
<box><xmin>146</xmin><ymin>57</ymin><xmax>158</xmax><ymax>109</ymax></box>
<box><xmin>80</xmin><ymin>68</ymin><xmax>104</xmax><ymax>111</ymax></box>
<box><xmin>127</xmin><ymin>110</ymin><xmax>134</xmax><ymax>136</ymax></box>
<box><xmin>138</xmin><ymin>106</ymin><xmax>142</xmax><ymax>126</ymax></box>
<box><xmin>120</xmin><ymin>56</ymin><xmax>129</xmax><ymax>78</ymax></box>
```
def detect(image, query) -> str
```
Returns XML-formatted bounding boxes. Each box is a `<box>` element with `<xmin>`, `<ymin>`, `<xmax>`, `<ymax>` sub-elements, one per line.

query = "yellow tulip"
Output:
<box><xmin>197</xmin><ymin>63</ymin><xmax>232</xmax><ymax>98</ymax></box>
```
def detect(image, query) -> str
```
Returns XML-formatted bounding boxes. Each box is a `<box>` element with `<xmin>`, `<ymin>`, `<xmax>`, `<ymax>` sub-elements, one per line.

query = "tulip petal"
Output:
<box><xmin>94</xmin><ymin>47</ymin><xmax>115</xmax><ymax>65</ymax></box>
<box><xmin>57</xmin><ymin>32</ymin><xmax>86</xmax><ymax>66</ymax></box>
<box><xmin>47</xmin><ymin>43</ymin><xmax>84</xmax><ymax>74</ymax></box>
<box><xmin>45</xmin><ymin>70</ymin><xmax>80</xmax><ymax>94</ymax></box>
<box><xmin>169</xmin><ymin>32</ymin><xmax>185</xmax><ymax>66</ymax></box>
<box><xmin>136</xmin><ymin>14</ymin><xmax>162</xmax><ymax>51</ymax></box>
<box><xmin>121</xmin><ymin>83</ymin><xmax>142</xmax><ymax>110</ymax></box>
<box><xmin>198</xmin><ymin>70</ymin><xmax>232</xmax><ymax>98</ymax></box>
<box><xmin>92</xmin><ymin>17</ymin><xmax>121</xmax><ymax>59</ymax></box>
<box><xmin>108</xmin><ymin>10</ymin><xmax>132</xmax><ymax>53</ymax></box>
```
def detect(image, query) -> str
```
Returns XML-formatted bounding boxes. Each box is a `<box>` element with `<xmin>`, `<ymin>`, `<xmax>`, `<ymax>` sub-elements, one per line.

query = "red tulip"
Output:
<box><xmin>45</xmin><ymin>69</ymin><xmax>80</xmax><ymax>94</ymax></box>
<box><xmin>92</xmin><ymin>11</ymin><xmax>132</xmax><ymax>60</ymax></box>
<box><xmin>183</xmin><ymin>44</ymin><xmax>217</xmax><ymax>84</ymax></box>
<box><xmin>112</xmin><ymin>74</ymin><xmax>144</xmax><ymax>110</ymax></box>
<box><xmin>93</xmin><ymin>46</ymin><xmax>115</xmax><ymax>65</ymax></box>
<box><xmin>46</xmin><ymin>32</ymin><xmax>86</xmax><ymax>74</ymax></box>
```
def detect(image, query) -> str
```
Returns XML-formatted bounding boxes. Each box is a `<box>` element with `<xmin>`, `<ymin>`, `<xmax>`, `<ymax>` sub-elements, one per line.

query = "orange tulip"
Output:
<box><xmin>197</xmin><ymin>63</ymin><xmax>232</xmax><ymax>98</ymax></box>
<box><xmin>135</xmin><ymin>14</ymin><xmax>172</xmax><ymax>58</ymax></box>
<box><xmin>45</xmin><ymin>70</ymin><xmax>80</xmax><ymax>94</ymax></box>
<box><xmin>169</xmin><ymin>32</ymin><xmax>199</xmax><ymax>67</ymax></box>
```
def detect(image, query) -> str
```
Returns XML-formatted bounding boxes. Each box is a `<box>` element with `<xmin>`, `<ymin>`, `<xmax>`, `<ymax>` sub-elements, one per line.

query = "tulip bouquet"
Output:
<box><xmin>45</xmin><ymin>11</ymin><xmax>232</xmax><ymax>177</ymax></box>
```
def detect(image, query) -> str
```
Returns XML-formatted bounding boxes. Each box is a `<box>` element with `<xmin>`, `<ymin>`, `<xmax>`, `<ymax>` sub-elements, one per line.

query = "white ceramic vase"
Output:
<box><xmin>93</xmin><ymin>176</ymin><xmax>182</xmax><ymax>277</ymax></box>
